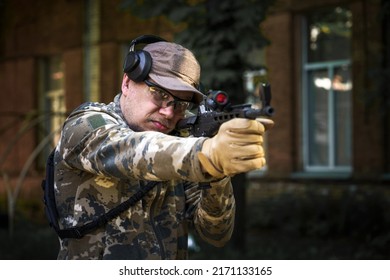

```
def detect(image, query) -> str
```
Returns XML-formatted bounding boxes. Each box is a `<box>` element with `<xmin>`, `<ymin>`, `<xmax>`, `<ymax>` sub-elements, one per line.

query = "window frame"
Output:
<box><xmin>301</xmin><ymin>13</ymin><xmax>352</xmax><ymax>173</ymax></box>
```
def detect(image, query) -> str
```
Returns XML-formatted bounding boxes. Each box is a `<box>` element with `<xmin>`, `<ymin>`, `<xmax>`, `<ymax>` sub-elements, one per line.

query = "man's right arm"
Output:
<box><xmin>57</xmin><ymin>111</ymin><xmax>213</xmax><ymax>183</ymax></box>
<box><xmin>59</xmin><ymin>110</ymin><xmax>270</xmax><ymax>184</ymax></box>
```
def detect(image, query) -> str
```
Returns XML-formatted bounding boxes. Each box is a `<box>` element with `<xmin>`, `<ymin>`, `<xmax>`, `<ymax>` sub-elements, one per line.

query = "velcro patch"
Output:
<box><xmin>87</xmin><ymin>114</ymin><xmax>107</xmax><ymax>129</ymax></box>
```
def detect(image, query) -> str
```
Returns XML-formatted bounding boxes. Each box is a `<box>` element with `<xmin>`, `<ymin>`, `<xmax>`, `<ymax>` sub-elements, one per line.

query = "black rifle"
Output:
<box><xmin>176</xmin><ymin>83</ymin><xmax>274</xmax><ymax>137</ymax></box>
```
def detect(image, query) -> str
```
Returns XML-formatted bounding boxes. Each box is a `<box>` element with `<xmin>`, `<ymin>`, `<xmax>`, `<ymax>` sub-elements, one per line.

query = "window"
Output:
<box><xmin>302</xmin><ymin>7</ymin><xmax>352</xmax><ymax>172</ymax></box>
<box><xmin>38</xmin><ymin>56</ymin><xmax>66</xmax><ymax>154</ymax></box>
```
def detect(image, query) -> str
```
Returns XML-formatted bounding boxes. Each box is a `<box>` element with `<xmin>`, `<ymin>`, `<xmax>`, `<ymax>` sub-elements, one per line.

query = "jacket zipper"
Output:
<box><xmin>149</xmin><ymin>183</ymin><xmax>166</xmax><ymax>259</ymax></box>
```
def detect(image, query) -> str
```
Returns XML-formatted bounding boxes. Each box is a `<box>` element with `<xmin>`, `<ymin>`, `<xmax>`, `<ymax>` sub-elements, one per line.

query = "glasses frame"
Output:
<box><xmin>144</xmin><ymin>80</ymin><xmax>193</xmax><ymax>113</ymax></box>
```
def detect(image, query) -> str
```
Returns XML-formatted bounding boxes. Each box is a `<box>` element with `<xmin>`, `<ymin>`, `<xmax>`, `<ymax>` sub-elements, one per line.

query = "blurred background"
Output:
<box><xmin>0</xmin><ymin>0</ymin><xmax>389</xmax><ymax>259</ymax></box>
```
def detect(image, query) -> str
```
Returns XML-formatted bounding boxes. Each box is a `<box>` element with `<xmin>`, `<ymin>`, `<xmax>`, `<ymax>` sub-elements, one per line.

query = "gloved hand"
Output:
<box><xmin>198</xmin><ymin>118</ymin><xmax>273</xmax><ymax>178</ymax></box>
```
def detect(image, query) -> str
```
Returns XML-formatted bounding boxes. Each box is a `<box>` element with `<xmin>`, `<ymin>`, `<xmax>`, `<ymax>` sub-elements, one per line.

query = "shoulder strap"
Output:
<box><xmin>42</xmin><ymin>149</ymin><xmax>158</xmax><ymax>239</ymax></box>
<box><xmin>42</xmin><ymin>149</ymin><xmax>59</xmax><ymax>232</ymax></box>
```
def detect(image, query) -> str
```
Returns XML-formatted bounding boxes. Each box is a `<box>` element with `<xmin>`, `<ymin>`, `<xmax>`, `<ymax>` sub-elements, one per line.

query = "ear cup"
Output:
<box><xmin>124</xmin><ymin>50</ymin><xmax>152</xmax><ymax>82</ymax></box>
<box><xmin>123</xmin><ymin>35</ymin><xmax>167</xmax><ymax>83</ymax></box>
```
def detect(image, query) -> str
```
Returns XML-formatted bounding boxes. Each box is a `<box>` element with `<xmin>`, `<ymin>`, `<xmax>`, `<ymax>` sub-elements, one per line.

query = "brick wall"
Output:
<box><xmin>263</xmin><ymin>0</ymin><xmax>388</xmax><ymax>180</ymax></box>
<box><xmin>0</xmin><ymin>0</ymin><xmax>178</xmax><ymax>196</ymax></box>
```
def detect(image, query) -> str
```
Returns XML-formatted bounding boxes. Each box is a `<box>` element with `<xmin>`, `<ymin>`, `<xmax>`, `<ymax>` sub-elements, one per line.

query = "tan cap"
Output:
<box><xmin>143</xmin><ymin>42</ymin><xmax>205</xmax><ymax>104</ymax></box>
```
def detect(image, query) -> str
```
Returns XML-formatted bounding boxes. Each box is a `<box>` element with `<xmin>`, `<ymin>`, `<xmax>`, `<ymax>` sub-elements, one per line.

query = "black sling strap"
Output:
<box><xmin>42</xmin><ymin>149</ymin><xmax>158</xmax><ymax>239</ymax></box>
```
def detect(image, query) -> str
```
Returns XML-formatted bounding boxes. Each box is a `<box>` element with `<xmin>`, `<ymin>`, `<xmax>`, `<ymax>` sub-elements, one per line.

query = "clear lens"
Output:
<box><xmin>145</xmin><ymin>81</ymin><xmax>193</xmax><ymax>113</ymax></box>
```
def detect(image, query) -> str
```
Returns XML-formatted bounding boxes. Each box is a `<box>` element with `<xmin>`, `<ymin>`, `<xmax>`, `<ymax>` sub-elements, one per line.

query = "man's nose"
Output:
<box><xmin>159</xmin><ymin>104</ymin><xmax>175</xmax><ymax>118</ymax></box>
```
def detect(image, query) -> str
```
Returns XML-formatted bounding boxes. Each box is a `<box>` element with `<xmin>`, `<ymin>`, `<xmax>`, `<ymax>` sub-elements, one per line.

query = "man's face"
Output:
<box><xmin>120</xmin><ymin>75</ymin><xmax>193</xmax><ymax>134</ymax></box>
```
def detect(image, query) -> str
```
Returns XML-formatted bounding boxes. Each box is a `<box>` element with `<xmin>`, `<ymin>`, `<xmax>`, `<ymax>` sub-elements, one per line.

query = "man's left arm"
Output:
<box><xmin>192</xmin><ymin>177</ymin><xmax>236</xmax><ymax>247</ymax></box>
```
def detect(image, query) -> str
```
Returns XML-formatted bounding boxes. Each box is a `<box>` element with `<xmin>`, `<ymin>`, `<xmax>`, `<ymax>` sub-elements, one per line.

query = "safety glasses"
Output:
<box><xmin>144</xmin><ymin>80</ymin><xmax>194</xmax><ymax>114</ymax></box>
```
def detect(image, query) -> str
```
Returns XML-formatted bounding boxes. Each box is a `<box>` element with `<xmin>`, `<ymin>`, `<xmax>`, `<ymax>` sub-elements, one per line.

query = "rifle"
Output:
<box><xmin>176</xmin><ymin>83</ymin><xmax>274</xmax><ymax>137</ymax></box>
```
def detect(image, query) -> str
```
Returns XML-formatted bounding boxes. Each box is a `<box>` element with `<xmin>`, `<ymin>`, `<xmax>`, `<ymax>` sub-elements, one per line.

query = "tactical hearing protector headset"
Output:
<box><xmin>123</xmin><ymin>34</ymin><xmax>167</xmax><ymax>82</ymax></box>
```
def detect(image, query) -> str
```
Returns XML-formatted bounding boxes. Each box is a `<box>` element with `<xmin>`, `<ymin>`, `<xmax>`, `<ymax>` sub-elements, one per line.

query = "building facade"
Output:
<box><xmin>0</xmin><ymin>0</ymin><xmax>179</xmax><ymax>199</ymax></box>
<box><xmin>259</xmin><ymin>0</ymin><xmax>389</xmax><ymax>182</ymax></box>
<box><xmin>1</xmin><ymin>0</ymin><xmax>388</xmax><ymax>192</ymax></box>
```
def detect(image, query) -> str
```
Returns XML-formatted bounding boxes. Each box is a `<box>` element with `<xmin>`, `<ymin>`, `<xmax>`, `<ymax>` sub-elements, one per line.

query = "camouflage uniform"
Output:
<box><xmin>54</xmin><ymin>94</ymin><xmax>235</xmax><ymax>259</ymax></box>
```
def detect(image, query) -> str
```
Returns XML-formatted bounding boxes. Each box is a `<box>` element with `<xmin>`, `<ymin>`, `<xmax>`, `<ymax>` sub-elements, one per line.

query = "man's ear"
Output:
<box><xmin>121</xmin><ymin>74</ymin><xmax>131</xmax><ymax>95</ymax></box>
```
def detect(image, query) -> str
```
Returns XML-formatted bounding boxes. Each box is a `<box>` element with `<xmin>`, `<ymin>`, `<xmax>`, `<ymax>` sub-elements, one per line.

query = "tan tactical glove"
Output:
<box><xmin>198</xmin><ymin>118</ymin><xmax>273</xmax><ymax>178</ymax></box>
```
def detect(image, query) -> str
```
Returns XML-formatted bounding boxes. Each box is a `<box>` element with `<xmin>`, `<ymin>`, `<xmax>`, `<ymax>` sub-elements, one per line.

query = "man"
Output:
<box><xmin>53</xmin><ymin>35</ymin><xmax>273</xmax><ymax>259</ymax></box>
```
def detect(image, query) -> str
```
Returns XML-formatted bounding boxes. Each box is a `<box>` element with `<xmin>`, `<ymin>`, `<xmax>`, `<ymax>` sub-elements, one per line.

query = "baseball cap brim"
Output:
<box><xmin>148</xmin><ymin>72</ymin><xmax>204</xmax><ymax>104</ymax></box>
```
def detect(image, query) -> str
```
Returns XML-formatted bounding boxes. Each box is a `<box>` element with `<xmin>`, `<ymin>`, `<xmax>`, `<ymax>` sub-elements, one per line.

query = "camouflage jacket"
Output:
<box><xmin>54</xmin><ymin>94</ymin><xmax>235</xmax><ymax>260</ymax></box>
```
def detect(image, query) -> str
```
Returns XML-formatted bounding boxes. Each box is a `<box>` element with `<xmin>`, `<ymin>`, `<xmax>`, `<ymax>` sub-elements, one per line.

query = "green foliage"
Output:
<box><xmin>0</xmin><ymin>197</ymin><xmax>59</xmax><ymax>259</ymax></box>
<box><xmin>189</xmin><ymin>183</ymin><xmax>390</xmax><ymax>260</ymax></box>
<box><xmin>121</xmin><ymin>0</ymin><xmax>274</xmax><ymax>103</ymax></box>
<box><xmin>0</xmin><ymin>217</ymin><xmax>58</xmax><ymax>259</ymax></box>
<box><xmin>1</xmin><ymin>183</ymin><xmax>390</xmax><ymax>259</ymax></box>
